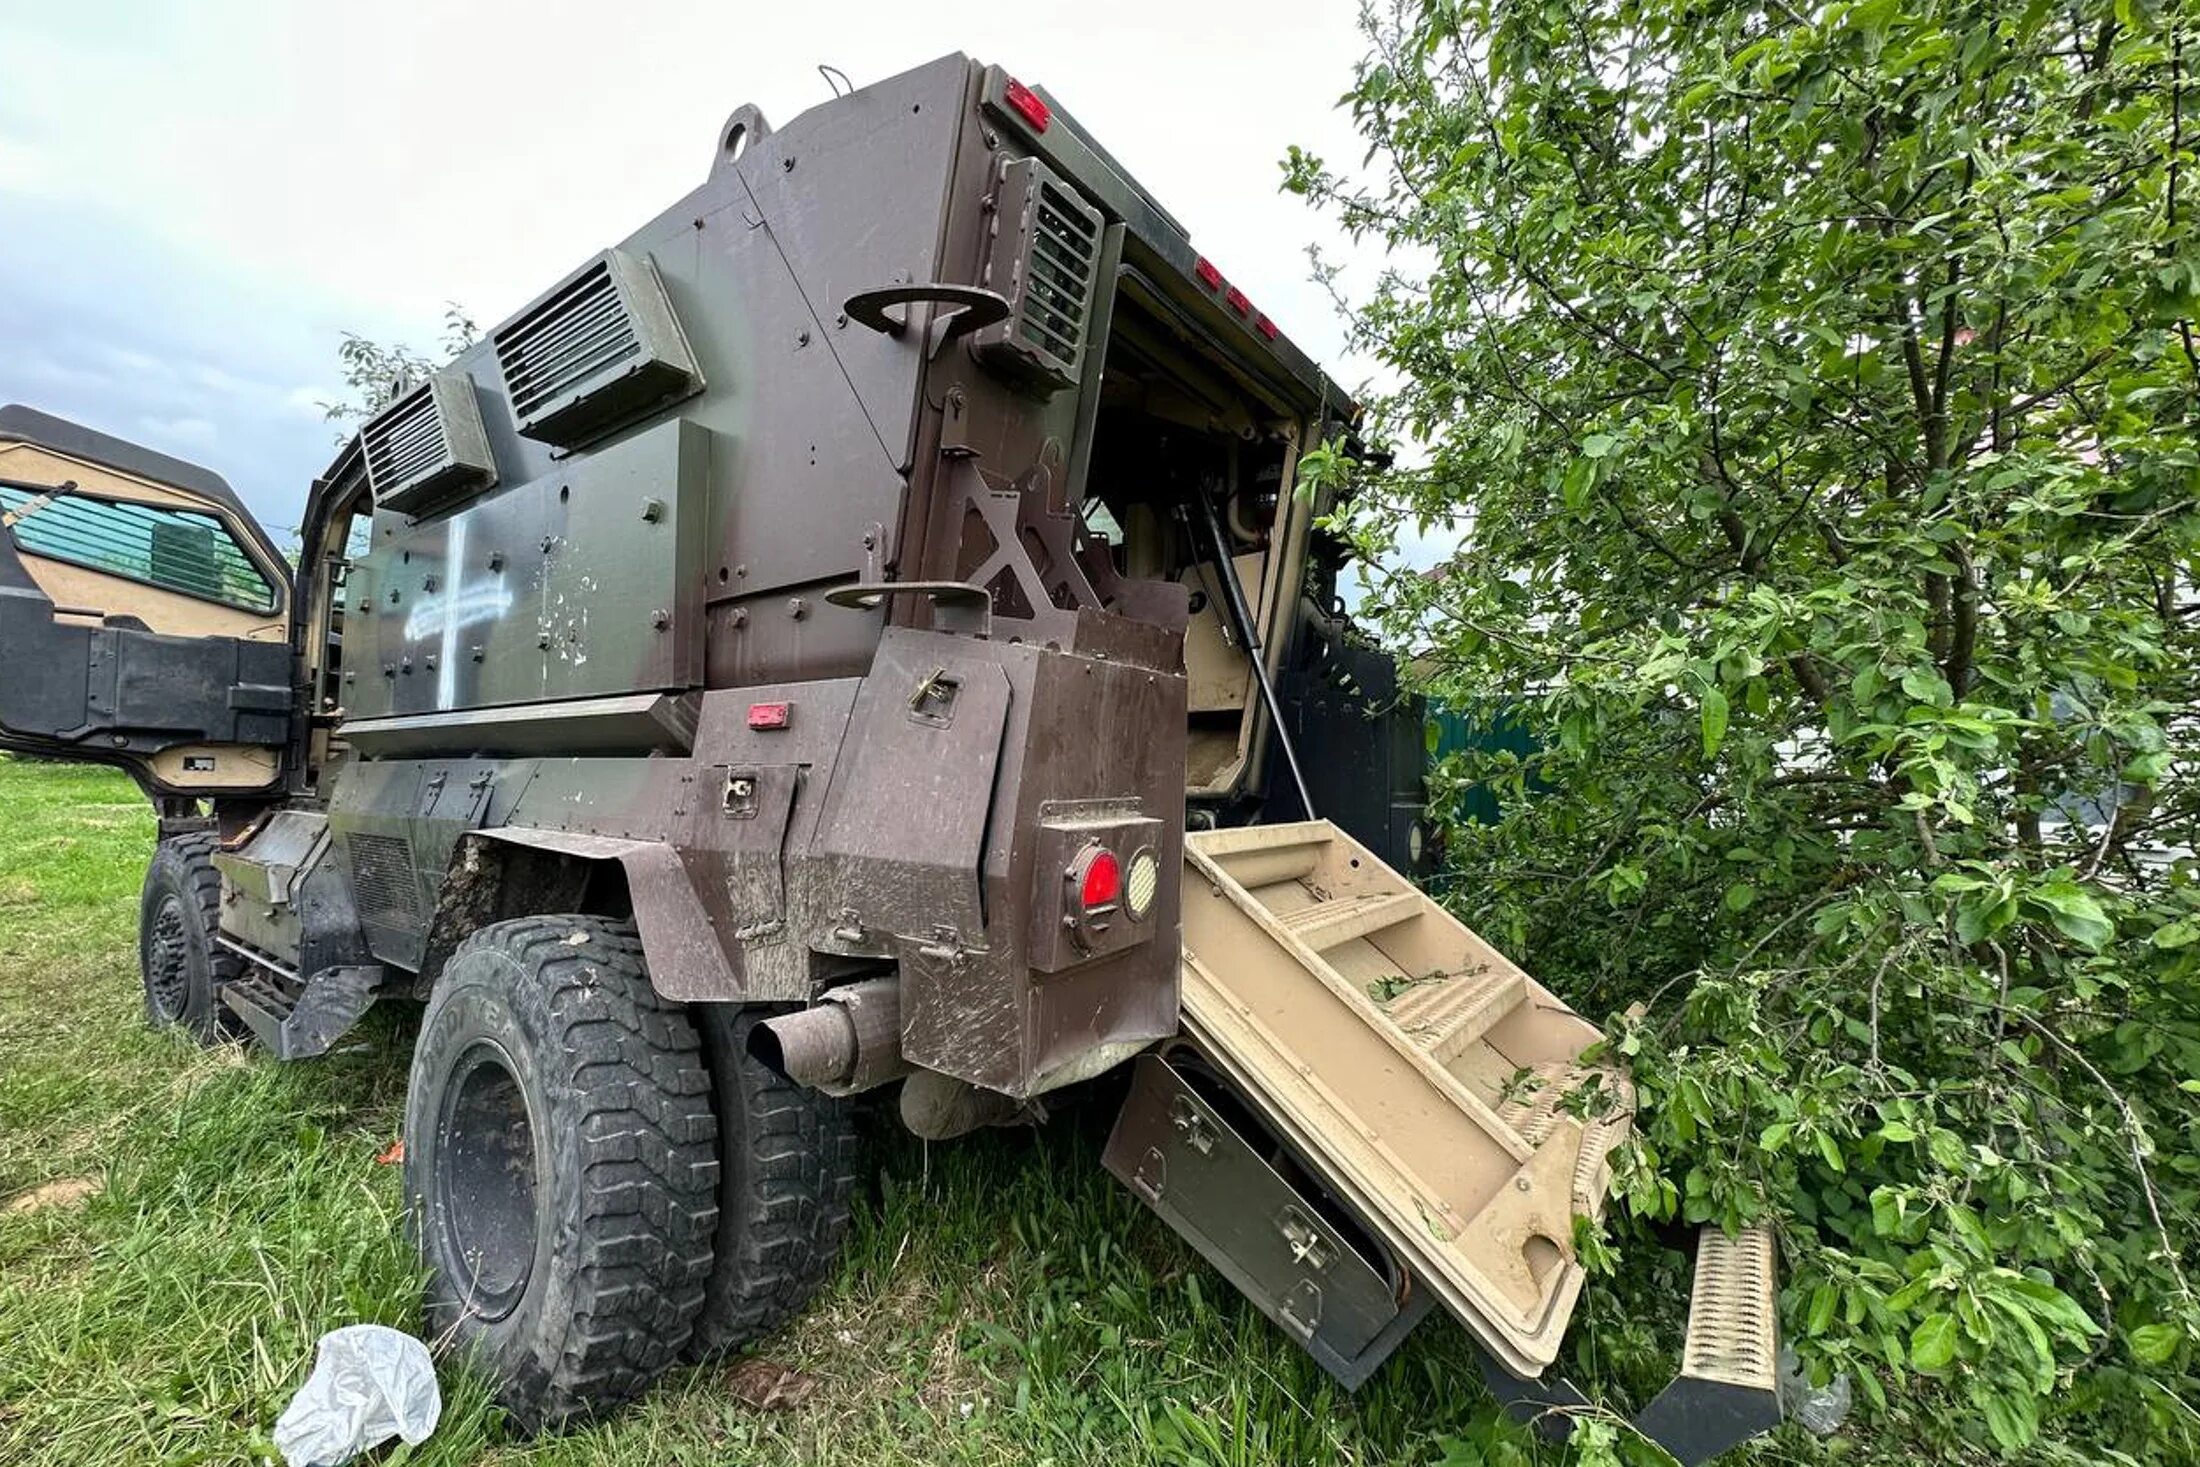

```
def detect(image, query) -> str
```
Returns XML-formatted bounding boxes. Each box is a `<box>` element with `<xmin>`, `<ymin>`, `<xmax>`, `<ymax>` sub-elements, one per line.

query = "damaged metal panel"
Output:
<box><xmin>346</xmin><ymin>417</ymin><xmax>711</xmax><ymax>723</ymax></box>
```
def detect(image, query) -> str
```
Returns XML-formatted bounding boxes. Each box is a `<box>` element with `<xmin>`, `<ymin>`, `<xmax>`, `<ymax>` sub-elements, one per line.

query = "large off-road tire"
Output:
<box><xmin>137</xmin><ymin>832</ymin><xmax>242</xmax><ymax>1043</ymax></box>
<box><xmin>402</xmin><ymin>916</ymin><xmax>719</xmax><ymax>1433</ymax></box>
<box><xmin>687</xmin><ymin>1005</ymin><xmax>860</xmax><ymax>1358</ymax></box>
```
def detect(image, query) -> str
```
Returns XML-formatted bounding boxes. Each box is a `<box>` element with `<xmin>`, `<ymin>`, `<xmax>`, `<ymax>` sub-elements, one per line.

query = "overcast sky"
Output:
<box><xmin>0</xmin><ymin>0</ymin><xmax>1383</xmax><ymax>535</ymax></box>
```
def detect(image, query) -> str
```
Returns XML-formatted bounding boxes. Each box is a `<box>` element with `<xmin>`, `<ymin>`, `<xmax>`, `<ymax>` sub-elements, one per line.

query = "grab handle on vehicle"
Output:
<box><xmin>842</xmin><ymin>284</ymin><xmax>1010</xmax><ymax>354</ymax></box>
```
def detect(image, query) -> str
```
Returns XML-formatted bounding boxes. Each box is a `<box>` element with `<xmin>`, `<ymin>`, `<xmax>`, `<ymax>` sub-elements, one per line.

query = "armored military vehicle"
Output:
<box><xmin>0</xmin><ymin>54</ymin><xmax>1778</xmax><ymax>1461</ymax></box>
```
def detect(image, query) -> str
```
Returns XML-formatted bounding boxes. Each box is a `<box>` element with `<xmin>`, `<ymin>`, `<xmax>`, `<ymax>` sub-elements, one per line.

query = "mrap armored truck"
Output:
<box><xmin>0</xmin><ymin>54</ymin><xmax>1777</xmax><ymax>1461</ymax></box>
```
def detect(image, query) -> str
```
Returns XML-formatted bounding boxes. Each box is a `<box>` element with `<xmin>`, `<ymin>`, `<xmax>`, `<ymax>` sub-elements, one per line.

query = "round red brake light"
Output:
<box><xmin>1078</xmin><ymin>849</ymin><xmax>1122</xmax><ymax>910</ymax></box>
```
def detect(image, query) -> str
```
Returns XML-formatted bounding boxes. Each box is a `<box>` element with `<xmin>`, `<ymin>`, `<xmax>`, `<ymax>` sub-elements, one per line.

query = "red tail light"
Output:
<box><xmin>1194</xmin><ymin>256</ymin><xmax>1224</xmax><ymax>290</ymax></box>
<box><xmin>1223</xmin><ymin>286</ymin><xmax>1252</xmax><ymax>317</ymax></box>
<box><xmin>1078</xmin><ymin>848</ymin><xmax>1122</xmax><ymax>910</ymax></box>
<box><xmin>1003</xmin><ymin>78</ymin><xmax>1051</xmax><ymax>133</ymax></box>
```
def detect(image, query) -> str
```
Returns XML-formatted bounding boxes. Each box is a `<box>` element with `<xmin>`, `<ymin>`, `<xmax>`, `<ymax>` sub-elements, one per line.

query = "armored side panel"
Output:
<box><xmin>334</xmin><ymin>54</ymin><xmax>979</xmax><ymax>735</ymax></box>
<box><xmin>327</xmin><ymin>756</ymin><xmax>524</xmax><ymax>972</ymax></box>
<box><xmin>345</xmin><ymin>417</ymin><xmax>712</xmax><ymax>720</ymax></box>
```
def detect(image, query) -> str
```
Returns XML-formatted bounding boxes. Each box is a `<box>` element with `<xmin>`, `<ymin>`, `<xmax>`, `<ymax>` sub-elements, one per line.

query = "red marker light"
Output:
<box><xmin>1003</xmin><ymin>78</ymin><xmax>1051</xmax><ymax>133</ymax></box>
<box><xmin>1077</xmin><ymin>848</ymin><xmax>1122</xmax><ymax>910</ymax></box>
<box><xmin>1223</xmin><ymin>286</ymin><xmax>1252</xmax><ymax>317</ymax></box>
<box><xmin>1194</xmin><ymin>256</ymin><xmax>1224</xmax><ymax>290</ymax></box>
<box><xmin>1254</xmin><ymin>313</ymin><xmax>1279</xmax><ymax>341</ymax></box>
<box><xmin>747</xmin><ymin>701</ymin><xmax>790</xmax><ymax>730</ymax></box>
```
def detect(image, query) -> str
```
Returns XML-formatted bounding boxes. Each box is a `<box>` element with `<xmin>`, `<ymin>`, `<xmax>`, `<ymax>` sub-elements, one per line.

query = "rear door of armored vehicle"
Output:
<box><xmin>0</xmin><ymin>405</ymin><xmax>295</xmax><ymax>797</ymax></box>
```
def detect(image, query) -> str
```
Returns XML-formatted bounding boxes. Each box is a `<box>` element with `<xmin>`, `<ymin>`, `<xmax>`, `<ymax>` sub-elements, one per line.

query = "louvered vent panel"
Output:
<box><xmin>491</xmin><ymin>247</ymin><xmax>700</xmax><ymax>449</ymax></box>
<box><xmin>498</xmin><ymin>260</ymin><xmax>636</xmax><ymax>421</ymax></box>
<box><xmin>357</xmin><ymin>372</ymin><xmax>496</xmax><ymax>517</ymax></box>
<box><xmin>345</xmin><ymin>833</ymin><xmax>422</xmax><ymax>932</ymax></box>
<box><xmin>1017</xmin><ymin>181</ymin><xmax>1099</xmax><ymax>363</ymax></box>
<box><xmin>977</xmin><ymin>157</ymin><xmax>1105</xmax><ymax>395</ymax></box>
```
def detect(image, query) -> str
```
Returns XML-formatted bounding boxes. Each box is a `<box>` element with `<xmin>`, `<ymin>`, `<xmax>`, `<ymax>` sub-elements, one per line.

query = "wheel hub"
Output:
<box><xmin>145</xmin><ymin>896</ymin><xmax>190</xmax><ymax>1022</ymax></box>
<box><xmin>434</xmin><ymin>1042</ymin><xmax>540</xmax><ymax>1322</ymax></box>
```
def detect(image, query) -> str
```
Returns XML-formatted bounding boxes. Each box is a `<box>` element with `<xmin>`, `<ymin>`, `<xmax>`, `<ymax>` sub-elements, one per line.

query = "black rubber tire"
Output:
<box><xmin>402</xmin><ymin>916</ymin><xmax>719</xmax><ymax>1434</ymax></box>
<box><xmin>686</xmin><ymin>1005</ymin><xmax>859</xmax><ymax>1358</ymax></box>
<box><xmin>137</xmin><ymin>832</ymin><xmax>242</xmax><ymax>1043</ymax></box>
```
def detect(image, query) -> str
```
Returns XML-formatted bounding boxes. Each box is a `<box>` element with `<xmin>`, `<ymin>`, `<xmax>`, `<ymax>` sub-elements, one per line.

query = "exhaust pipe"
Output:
<box><xmin>749</xmin><ymin>977</ymin><xmax>908</xmax><ymax>1095</ymax></box>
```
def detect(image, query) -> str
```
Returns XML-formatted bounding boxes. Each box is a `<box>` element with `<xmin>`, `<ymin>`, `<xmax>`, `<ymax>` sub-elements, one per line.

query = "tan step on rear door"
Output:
<box><xmin>1176</xmin><ymin>819</ymin><xmax>1633</xmax><ymax>1378</ymax></box>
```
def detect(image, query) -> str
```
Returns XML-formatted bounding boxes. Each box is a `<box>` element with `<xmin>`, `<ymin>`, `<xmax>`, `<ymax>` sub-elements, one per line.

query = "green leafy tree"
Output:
<box><xmin>318</xmin><ymin>304</ymin><xmax>478</xmax><ymax>432</ymax></box>
<box><xmin>1292</xmin><ymin>0</ymin><xmax>2198</xmax><ymax>1457</ymax></box>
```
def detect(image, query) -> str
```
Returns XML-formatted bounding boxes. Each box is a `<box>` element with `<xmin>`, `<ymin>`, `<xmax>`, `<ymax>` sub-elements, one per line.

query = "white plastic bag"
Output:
<box><xmin>1778</xmin><ymin>1343</ymin><xmax>1852</xmax><ymax>1435</ymax></box>
<box><xmin>273</xmin><ymin>1324</ymin><xmax>442</xmax><ymax>1467</ymax></box>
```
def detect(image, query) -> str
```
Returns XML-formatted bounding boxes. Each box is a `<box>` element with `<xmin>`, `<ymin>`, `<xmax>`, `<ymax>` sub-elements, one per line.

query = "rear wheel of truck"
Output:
<box><xmin>687</xmin><ymin>1006</ymin><xmax>860</xmax><ymax>1358</ymax></box>
<box><xmin>138</xmin><ymin>832</ymin><xmax>242</xmax><ymax>1043</ymax></box>
<box><xmin>402</xmin><ymin>915</ymin><xmax>719</xmax><ymax>1433</ymax></box>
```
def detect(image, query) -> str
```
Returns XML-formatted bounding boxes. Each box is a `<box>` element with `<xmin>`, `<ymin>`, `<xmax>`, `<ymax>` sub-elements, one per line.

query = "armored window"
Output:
<box><xmin>0</xmin><ymin>482</ymin><xmax>279</xmax><ymax>613</ymax></box>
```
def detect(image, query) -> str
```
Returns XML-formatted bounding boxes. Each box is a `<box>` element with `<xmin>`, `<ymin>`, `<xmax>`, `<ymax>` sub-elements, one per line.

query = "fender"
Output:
<box><xmin>454</xmin><ymin>826</ymin><xmax>747</xmax><ymax>1002</ymax></box>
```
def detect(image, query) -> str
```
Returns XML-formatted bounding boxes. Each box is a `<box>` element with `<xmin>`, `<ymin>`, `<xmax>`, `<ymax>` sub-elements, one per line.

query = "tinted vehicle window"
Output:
<box><xmin>0</xmin><ymin>483</ymin><xmax>277</xmax><ymax>614</ymax></box>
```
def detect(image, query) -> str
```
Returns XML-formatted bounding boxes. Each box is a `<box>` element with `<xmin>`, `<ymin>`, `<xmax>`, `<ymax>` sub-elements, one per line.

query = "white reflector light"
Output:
<box><xmin>1125</xmin><ymin>847</ymin><xmax>1160</xmax><ymax>922</ymax></box>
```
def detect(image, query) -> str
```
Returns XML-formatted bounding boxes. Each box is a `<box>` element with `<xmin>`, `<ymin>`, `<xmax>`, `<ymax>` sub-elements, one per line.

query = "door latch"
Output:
<box><xmin>1277</xmin><ymin>1205</ymin><xmax>1337</xmax><ymax>1271</ymax></box>
<box><xmin>1169</xmin><ymin>1093</ymin><xmax>1216</xmax><ymax>1156</ymax></box>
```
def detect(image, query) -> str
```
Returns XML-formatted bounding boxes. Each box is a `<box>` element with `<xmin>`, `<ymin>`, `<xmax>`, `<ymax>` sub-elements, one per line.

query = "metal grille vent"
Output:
<box><xmin>1018</xmin><ymin>181</ymin><xmax>1099</xmax><ymax>362</ymax></box>
<box><xmin>977</xmin><ymin>157</ymin><xmax>1104</xmax><ymax>395</ymax></box>
<box><xmin>359</xmin><ymin>372</ymin><xmax>496</xmax><ymax>517</ymax></box>
<box><xmin>344</xmin><ymin>833</ymin><xmax>422</xmax><ymax>931</ymax></box>
<box><xmin>492</xmin><ymin>247</ymin><xmax>700</xmax><ymax>450</ymax></box>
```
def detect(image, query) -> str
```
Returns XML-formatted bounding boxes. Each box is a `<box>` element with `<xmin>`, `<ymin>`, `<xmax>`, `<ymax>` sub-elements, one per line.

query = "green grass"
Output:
<box><xmin>0</xmin><ymin>755</ymin><xmax>1567</xmax><ymax>1466</ymax></box>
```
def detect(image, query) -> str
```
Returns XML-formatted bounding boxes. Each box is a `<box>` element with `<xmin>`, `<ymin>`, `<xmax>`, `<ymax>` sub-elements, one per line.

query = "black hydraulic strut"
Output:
<box><xmin>1181</xmin><ymin>488</ymin><xmax>1316</xmax><ymax>818</ymax></box>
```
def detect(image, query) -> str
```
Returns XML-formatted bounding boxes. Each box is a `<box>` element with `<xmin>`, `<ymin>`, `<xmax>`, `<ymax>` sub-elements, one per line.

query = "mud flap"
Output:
<box><xmin>1103</xmin><ymin>1050</ymin><xmax>1432</xmax><ymax>1388</ymax></box>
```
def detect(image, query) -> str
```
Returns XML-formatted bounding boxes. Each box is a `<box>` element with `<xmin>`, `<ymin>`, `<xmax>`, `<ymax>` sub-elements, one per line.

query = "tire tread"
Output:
<box><xmin>416</xmin><ymin>915</ymin><xmax>718</xmax><ymax>1432</ymax></box>
<box><xmin>689</xmin><ymin>1005</ymin><xmax>859</xmax><ymax>1357</ymax></box>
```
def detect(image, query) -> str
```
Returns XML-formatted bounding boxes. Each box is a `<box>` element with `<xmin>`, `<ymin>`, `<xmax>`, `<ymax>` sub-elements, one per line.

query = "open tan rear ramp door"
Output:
<box><xmin>1174</xmin><ymin>820</ymin><xmax>1630</xmax><ymax>1375</ymax></box>
<box><xmin>1104</xmin><ymin>820</ymin><xmax>1783</xmax><ymax>1459</ymax></box>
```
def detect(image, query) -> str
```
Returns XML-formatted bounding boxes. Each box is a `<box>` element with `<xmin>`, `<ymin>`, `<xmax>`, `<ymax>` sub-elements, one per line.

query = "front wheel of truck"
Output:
<box><xmin>403</xmin><ymin>915</ymin><xmax>719</xmax><ymax>1433</ymax></box>
<box><xmin>138</xmin><ymin>832</ymin><xmax>243</xmax><ymax>1043</ymax></box>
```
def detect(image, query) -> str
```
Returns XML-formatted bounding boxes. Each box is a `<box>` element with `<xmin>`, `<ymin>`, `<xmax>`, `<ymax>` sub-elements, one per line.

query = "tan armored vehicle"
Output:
<box><xmin>0</xmin><ymin>53</ymin><xmax>1777</xmax><ymax>1461</ymax></box>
